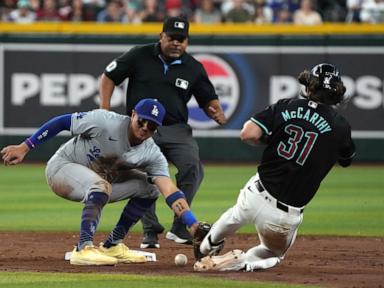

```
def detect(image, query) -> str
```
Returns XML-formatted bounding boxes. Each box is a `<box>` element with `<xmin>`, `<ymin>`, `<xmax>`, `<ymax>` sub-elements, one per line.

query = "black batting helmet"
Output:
<box><xmin>310</xmin><ymin>63</ymin><xmax>341</xmax><ymax>91</ymax></box>
<box><xmin>298</xmin><ymin>63</ymin><xmax>346</xmax><ymax>105</ymax></box>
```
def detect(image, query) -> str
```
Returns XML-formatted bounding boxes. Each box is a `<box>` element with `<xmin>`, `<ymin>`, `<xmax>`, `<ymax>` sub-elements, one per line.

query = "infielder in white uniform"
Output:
<box><xmin>195</xmin><ymin>63</ymin><xmax>355</xmax><ymax>272</ymax></box>
<box><xmin>1</xmin><ymin>98</ymin><xmax>201</xmax><ymax>266</ymax></box>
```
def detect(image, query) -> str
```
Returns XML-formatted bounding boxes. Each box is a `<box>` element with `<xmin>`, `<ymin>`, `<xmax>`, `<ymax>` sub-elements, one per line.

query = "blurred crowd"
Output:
<box><xmin>1</xmin><ymin>0</ymin><xmax>384</xmax><ymax>24</ymax></box>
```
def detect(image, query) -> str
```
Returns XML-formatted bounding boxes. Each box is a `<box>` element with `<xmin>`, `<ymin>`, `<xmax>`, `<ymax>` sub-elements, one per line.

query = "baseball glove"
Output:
<box><xmin>193</xmin><ymin>250</ymin><xmax>246</xmax><ymax>272</ymax></box>
<box><xmin>193</xmin><ymin>222</ymin><xmax>212</xmax><ymax>260</ymax></box>
<box><xmin>91</xmin><ymin>155</ymin><xmax>125</xmax><ymax>183</ymax></box>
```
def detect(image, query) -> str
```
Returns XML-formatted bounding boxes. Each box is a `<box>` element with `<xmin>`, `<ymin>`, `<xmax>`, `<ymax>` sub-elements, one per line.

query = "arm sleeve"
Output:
<box><xmin>25</xmin><ymin>114</ymin><xmax>71</xmax><ymax>149</ymax></box>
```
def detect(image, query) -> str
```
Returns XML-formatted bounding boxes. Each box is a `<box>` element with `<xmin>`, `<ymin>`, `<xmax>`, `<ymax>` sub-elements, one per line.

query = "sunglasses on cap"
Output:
<box><xmin>137</xmin><ymin>117</ymin><xmax>158</xmax><ymax>132</ymax></box>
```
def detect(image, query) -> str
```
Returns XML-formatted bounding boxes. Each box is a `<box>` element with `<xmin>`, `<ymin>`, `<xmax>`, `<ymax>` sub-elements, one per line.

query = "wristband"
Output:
<box><xmin>25</xmin><ymin>138</ymin><xmax>36</xmax><ymax>150</ymax></box>
<box><xmin>165</xmin><ymin>190</ymin><xmax>185</xmax><ymax>208</ymax></box>
<box><xmin>181</xmin><ymin>210</ymin><xmax>198</xmax><ymax>228</ymax></box>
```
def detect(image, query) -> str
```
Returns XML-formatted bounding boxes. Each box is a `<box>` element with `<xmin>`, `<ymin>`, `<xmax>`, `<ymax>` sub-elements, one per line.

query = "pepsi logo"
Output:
<box><xmin>188</xmin><ymin>54</ymin><xmax>240</xmax><ymax>129</ymax></box>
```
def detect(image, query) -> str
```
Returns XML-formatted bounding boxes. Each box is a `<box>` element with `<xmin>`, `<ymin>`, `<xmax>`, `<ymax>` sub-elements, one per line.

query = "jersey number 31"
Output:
<box><xmin>277</xmin><ymin>124</ymin><xmax>318</xmax><ymax>166</ymax></box>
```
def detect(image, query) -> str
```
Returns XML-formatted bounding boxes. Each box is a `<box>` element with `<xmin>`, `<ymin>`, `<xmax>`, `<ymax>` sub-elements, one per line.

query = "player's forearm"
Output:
<box><xmin>99</xmin><ymin>74</ymin><xmax>115</xmax><ymax>110</ymax></box>
<box><xmin>240</xmin><ymin>120</ymin><xmax>263</xmax><ymax>146</ymax></box>
<box><xmin>241</xmin><ymin>138</ymin><xmax>260</xmax><ymax>146</ymax></box>
<box><xmin>24</xmin><ymin>114</ymin><xmax>72</xmax><ymax>150</ymax></box>
<box><xmin>155</xmin><ymin>176</ymin><xmax>198</xmax><ymax>228</ymax></box>
<box><xmin>1</xmin><ymin>142</ymin><xmax>30</xmax><ymax>165</ymax></box>
<box><xmin>165</xmin><ymin>191</ymin><xmax>198</xmax><ymax>228</ymax></box>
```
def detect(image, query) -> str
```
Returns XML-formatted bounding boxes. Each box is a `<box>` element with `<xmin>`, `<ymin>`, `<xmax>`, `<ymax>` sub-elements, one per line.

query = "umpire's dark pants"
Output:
<box><xmin>141</xmin><ymin>123</ymin><xmax>204</xmax><ymax>233</ymax></box>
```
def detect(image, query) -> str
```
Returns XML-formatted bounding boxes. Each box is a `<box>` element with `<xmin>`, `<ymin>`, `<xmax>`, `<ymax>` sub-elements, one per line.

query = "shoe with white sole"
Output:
<box><xmin>140</xmin><ymin>232</ymin><xmax>160</xmax><ymax>249</ymax></box>
<box><xmin>70</xmin><ymin>245</ymin><xmax>118</xmax><ymax>266</ymax></box>
<box><xmin>99</xmin><ymin>243</ymin><xmax>146</xmax><ymax>263</ymax></box>
<box><xmin>199</xmin><ymin>234</ymin><xmax>225</xmax><ymax>257</ymax></box>
<box><xmin>165</xmin><ymin>228</ymin><xmax>192</xmax><ymax>245</ymax></box>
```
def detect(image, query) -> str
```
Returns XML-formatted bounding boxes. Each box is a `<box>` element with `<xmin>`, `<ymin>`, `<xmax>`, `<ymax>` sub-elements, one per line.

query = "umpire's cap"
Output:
<box><xmin>134</xmin><ymin>99</ymin><xmax>165</xmax><ymax>126</ymax></box>
<box><xmin>162</xmin><ymin>16</ymin><xmax>189</xmax><ymax>39</ymax></box>
<box><xmin>311</xmin><ymin>63</ymin><xmax>341</xmax><ymax>91</ymax></box>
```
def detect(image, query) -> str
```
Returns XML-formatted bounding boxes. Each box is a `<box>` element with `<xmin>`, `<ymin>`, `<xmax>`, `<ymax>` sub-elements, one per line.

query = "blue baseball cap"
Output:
<box><xmin>134</xmin><ymin>99</ymin><xmax>165</xmax><ymax>126</ymax></box>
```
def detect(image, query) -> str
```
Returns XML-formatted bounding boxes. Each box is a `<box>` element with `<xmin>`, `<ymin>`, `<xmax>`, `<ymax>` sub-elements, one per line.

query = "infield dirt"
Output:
<box><xmin>0</xmin><ymin>232</ymin><xmax>383</xmax><ymax>288</ymax></box>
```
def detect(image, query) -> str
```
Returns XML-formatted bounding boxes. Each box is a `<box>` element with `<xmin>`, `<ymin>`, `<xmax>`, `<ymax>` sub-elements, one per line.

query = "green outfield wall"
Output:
<box><xmin>1</xmin><ymin>23</ymin><xmax>383</xmax><ymax>162</ymax></box>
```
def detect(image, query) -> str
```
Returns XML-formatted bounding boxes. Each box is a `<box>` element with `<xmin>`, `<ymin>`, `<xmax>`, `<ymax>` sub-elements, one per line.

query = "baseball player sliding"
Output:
<box><xmin>194</xmin><ymin>63</ymin><xmax>356</xmax><ymax>272</ymax></box>
<box><xmin>1</xmin><ymin>99</ymin><xmax>203</xmax><ymax>266</ymax></box>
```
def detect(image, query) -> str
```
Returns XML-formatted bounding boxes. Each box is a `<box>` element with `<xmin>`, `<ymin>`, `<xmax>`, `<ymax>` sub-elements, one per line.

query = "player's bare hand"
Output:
<box><xmin>1</xmin><ymin>143</ymin><xmax>30</xmax><ymax>166</ymax></box>
<box><xmin>208</xmin><ymin>106</ymin><xmax>227</xmax><ymax>125</ymax></box>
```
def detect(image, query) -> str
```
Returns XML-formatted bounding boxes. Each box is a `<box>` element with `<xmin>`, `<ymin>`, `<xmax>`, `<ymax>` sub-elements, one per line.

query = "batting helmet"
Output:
<box><xmin>298</xmin><ymin>63</ymin><xmax>346</xmax><ymax>105</ymax></box>
<box><xmin>310</xmin><ymin>63</ymin><xmax>341</xmax><ymax>91</ymax></box>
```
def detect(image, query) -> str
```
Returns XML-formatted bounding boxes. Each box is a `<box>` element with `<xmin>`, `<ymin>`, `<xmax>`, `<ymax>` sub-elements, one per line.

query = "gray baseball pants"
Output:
<box><xmin>141</xmin><ymin>123</ymin><xmax>204</xmax><ymax>232</ymax></box>
<box><xmin>45</xmin><ymin>154</ymin><xmax>159</xmax><ymax>203</ymax></box>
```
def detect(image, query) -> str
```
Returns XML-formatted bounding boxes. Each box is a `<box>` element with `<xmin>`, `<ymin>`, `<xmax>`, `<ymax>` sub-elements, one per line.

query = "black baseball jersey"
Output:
<box><xmin>252</xmin><ymin>98</ymin><xmax>355</xmax><ymax>207</ymax></box>
<box><xmin>104</xmin><ymin>43</ymin><xmax>218</xmax><ymax>125</ymax></box>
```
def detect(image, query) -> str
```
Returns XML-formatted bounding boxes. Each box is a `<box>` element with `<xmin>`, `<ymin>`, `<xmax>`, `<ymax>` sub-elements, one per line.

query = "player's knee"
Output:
<box><xmin>91</xmin><ymin>180</ymin><xmax>112</xmax><ymax>196</ymax></box>
<box><xmin>50</xmin><ymin>182</ymin><xmax>76</xmax><ymax>201</ymax></box>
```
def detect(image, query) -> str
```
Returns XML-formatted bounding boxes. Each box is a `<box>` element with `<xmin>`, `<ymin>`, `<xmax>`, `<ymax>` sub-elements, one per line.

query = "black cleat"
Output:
<box><xmin>165</xmin><ymin>225</ymin><xmax>192</xmax><ymax>245</ymax></box>
<box><xmin>140</xmin><ymin>231</ymin><xmax>160</xmax><ymax>249</ymax></box>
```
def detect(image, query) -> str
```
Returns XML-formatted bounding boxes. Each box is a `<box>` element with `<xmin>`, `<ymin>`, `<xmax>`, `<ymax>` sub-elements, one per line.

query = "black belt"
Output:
<box><xmin>255</xmin><ymin>180</ymin><xmax>304</xmax><ymax>214</ymax></box>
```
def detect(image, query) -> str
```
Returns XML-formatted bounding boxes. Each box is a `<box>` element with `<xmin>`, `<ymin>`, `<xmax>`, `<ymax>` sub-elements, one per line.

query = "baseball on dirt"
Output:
<box><xmin>174</xmin><ymin>253</ymin><xmax>188</xmax><ymax>266</ymax></box>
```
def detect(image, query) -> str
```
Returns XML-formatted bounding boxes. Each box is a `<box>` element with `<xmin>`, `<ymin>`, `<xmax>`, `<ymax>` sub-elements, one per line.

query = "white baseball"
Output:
<box><xmin>174</xmin><ymin>253</ymin><xmax>188</xmax><ymax>266</ymax></box>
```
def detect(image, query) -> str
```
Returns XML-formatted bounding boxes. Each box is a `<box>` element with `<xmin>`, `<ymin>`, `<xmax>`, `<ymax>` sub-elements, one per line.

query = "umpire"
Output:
<box><xmin>99</xmin><ymin>16</ymin><xmax>227</xmax><ymax>248</ymax></box>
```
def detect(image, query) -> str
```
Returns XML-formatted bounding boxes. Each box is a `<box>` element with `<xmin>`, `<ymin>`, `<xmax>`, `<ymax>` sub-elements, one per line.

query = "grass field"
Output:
<box><xmin>0</xmin><ymin>163</ymin><xmax>382</xmax><ymax>288</ymax></box>
<box><xmin>0</xmin><ymin>164</ymin><xmax>383</xmax><ymax>236</ymax></box>
<box><xmin>0</xmin><ymin>272</ymin><xmax>317</xmax><ymax>288</ymax></box>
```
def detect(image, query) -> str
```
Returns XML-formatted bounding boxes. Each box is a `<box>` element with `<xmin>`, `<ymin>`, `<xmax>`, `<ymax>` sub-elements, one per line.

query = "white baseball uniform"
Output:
<box><xmin>203</xmin><ymin>173</ymin><xmax>303</xmax><ymax>270</ymax></box>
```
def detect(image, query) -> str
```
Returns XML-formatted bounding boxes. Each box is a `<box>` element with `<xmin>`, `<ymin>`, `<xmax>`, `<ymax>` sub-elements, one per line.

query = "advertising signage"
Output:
<box><xmin>1</xmin><ymin>44</ymin><xmax>383</xmax><ymax>138</ymax></box>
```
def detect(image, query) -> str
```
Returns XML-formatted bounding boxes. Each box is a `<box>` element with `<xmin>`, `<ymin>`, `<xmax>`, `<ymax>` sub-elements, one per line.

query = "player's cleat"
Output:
<box><xmin>245</xmin><ymin>257</ymin><xmax>281</xmax><ymax>271</ymax></box>
<box><xmin>99</xmin><ymin>243</ymin><xmax>146</xmax><ymax>263</ymax></box>
<box><xmin>70</xmin><ymin>245</ymin><xmax>118</xmax><ymax>266</ymax></box>
<box><xmin>199</xmin><ymin>234</ymin><xmax>225</xmax><ymax>256</ymax></box>
<box><xmin>166</xmin><ymin>225</ymin><xmax>192</xmax><ymax>245</ymax></box>
<box><xmin>194</xmin><ymin>250</ymin><xmax>246</xmax><ymax>272</ymax></box>
<box><xmin>140</xmin><ymin>232</ymin><xmax>160</xmax><ymax>249</ymax></box>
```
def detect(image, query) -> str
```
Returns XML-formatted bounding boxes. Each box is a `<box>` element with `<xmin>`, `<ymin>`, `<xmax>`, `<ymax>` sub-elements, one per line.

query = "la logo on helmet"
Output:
<box><xmin>151</xmin><ymin>105</ymin><xmax>159</xmax><ymax>116</ymax></box>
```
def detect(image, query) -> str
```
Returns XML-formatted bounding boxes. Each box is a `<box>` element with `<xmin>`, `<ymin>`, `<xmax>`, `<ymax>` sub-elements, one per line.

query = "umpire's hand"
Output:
<box><xmin>1</xmin><ymin>143</ymin><xmax>30</xmax><ymax>166</ymax></box>
<box><xmin>208</xmin><ymin>105</ymin><xmax>227</xmax><ymax>125</ymax></box>
<box><xmin>205</xmin><ymin>99</ymin><xmax>227</xmax><ymax>125</ymax></box>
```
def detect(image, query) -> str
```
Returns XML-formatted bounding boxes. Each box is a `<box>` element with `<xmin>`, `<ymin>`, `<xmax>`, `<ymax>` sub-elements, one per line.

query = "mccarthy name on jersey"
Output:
<box><xmin>281</xmin><ymin>106</ymin><xmax>331</xmax><ymax>134</ymax></box>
